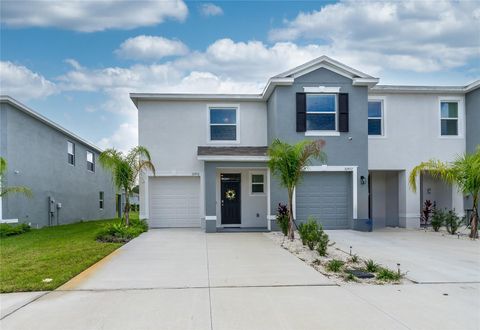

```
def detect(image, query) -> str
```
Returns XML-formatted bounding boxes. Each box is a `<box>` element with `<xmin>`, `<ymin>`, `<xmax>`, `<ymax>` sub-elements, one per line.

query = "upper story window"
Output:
<box><xmin>368</xmin><ymin>100</ymin><xmax>384</xmax><ymax>136</ymax></box>
<box><xmin>209</xmin><ymin>107</ymin><xmax>238</xmax><ymax>142</ymax></box>
<box><xmin>67</xmin><ymin>141</ymin><xmax>75</xmax><ymax>165</ymax></box>
<box><xmin>440</xmin><ymin>101</ymin><xmax>458</xmax><ymax>136</ymax></box>
<box><xmin>86</xmin><ymin>151</ymin><xmax>95</xmax><ymax>172</ymax></box>
<box><xmin>306</xmin><ymin>94</ymin><xmax>337</xmax><ymax>131</ymax></box>
<box><xmin>250</xmin><ymin>173</ymin><xmax>265</xmax><ymax>194</ymax></box>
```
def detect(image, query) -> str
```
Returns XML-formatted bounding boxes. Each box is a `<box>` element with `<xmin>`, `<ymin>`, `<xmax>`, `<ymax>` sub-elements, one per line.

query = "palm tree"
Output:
<box><xmin>268</xmin><ymin>139</ymin><xmax>326</xmax><ymax>240</ymax></box>
<box><xmin>409</xmin><ymin>147</ymin><xmax>480</xmax><ymax>239</ymax></box>
<box><xmin>99</xmin><ymin>146</ymin><xmax>155</xmax><ymax>226</ymax></box>
<box><xmin>0</xmin><ymin>157</ymin><xmax>32</xmax><ymax>198</ymax></box>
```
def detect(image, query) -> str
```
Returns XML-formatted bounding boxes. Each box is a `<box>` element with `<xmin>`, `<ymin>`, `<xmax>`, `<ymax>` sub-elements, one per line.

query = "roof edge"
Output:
<box><xmin>0</xmin><ymin>95</ymin><xmax>103</xmax><ymax>153</ymax></box>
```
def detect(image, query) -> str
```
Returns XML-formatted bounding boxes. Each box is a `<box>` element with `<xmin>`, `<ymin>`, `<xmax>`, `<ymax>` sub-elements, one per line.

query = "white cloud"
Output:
<box><xmin>0</xmin><ymin>61</ymin><xmax>57</xmax><ymax>100</ymax></box>
<box><xmin>1</xmin><ymin>0</ymin><xmax>188</xmax><ymax>32</ymax></box>
<box><xmin>199</xmin><ymin>3</ymin><xmax>223</xmax><ymax>17</ymax></box>
<box><xmin>97</xmin><ymin>122</ymin><xmax>138</xmax><ymax>153</ymax></box>
<box><xmin>115</xmin><ymin>35</ymin><xmax>189</xmax><ymax>60</ymax></box>
<box><xmin>269</xmin><ymin>0</ymin><xmax>480</xmax><ymax>73</ymax></box>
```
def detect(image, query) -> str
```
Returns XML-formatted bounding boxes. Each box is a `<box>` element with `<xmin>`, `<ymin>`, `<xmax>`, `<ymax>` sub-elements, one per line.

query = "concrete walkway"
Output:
<box><xmin>1</xmin><ymin>229</ymin><xmax>479</xmax><ymax>330</ymax></box>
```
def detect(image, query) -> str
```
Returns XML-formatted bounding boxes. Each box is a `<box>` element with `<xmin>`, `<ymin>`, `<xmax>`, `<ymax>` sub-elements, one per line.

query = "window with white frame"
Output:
<box><xmin>87</xmin><ymin>151</ymin><xmax>95</xmax><ymax>172</ymax></box>
<box><xmin>440</xmin><ymin>101</ymin><xmax>458</xmax><ymax>136</ymax></box>
<box><xmin>209</xmin><ymin>107</ymin><xmax>238</xmax><ymax>141</ymax></box>
<box><xmin>250</xmin><ymin>173</ymin><xmax>265</xmax><ymax>194</ymax></box>
<box><xmin>368</xmin><ymin>100</ymin><xmax>383</xmax><ymax>136</ymax></box>
<box><xmin>67</xmin><ymin>141</ymin><xmax>75</xmax><ymax>165</ymax></box>
<box><xmin>99</xmin><ymin>191</ymin><xmax>104</xmax><ymax>209</ymax></box>
<box><xmin>306</xmin><ymin>94</ymin><xmax>337</xmax><ymax>131</ymax></box>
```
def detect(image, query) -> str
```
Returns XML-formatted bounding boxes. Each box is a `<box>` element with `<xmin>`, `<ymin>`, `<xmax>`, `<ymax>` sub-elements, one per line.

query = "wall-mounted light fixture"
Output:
<box><xmin>360</xmin><ymin>176</ymin><xmax>366</xmax><ymax>185</ymax></box>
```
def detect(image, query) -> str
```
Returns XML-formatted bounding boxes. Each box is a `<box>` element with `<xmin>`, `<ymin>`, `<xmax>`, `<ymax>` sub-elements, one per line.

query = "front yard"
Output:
<box><xmin>0</xmin><ymin>214</ymin><xmax>139</xmax><ymax>293</ymax></box>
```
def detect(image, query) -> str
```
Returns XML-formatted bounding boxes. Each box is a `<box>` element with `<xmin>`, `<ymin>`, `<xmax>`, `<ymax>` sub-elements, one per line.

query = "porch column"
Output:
<box><xmin>398</xmin><ymin>169</ymin><xmax>420</xmax><ymax>229</ymax></box>
<box><xmin>204</xmin><ymin>162</ymin><xmax>217</xmax><ymax>232</ymax></box>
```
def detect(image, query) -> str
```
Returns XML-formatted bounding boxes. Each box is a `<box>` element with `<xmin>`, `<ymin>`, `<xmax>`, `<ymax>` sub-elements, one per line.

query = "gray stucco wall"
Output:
<box><xmin>1</xmin><ymin>102</ymin><xmax>116</xmax><ymax>227</ymax></box>
<box><xmin>266</xmin><ymin>68</ymin><xmax>369</xmax><ymax>222</ymax></box>
<box><xmin>204</xmin><ymin>161</ymin><xmax>268</xmax><ymax>227</ymax></box>
<box><xmin>466</xmin><ymin>88</ymin><xmax>480</xmax><ymax>154</ymax></box>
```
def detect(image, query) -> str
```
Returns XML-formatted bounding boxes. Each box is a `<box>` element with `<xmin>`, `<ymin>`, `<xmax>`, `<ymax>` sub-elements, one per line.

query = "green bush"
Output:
<box><xmin>298</xmin><ymin>217</ymin><xmax>320</xmax><ymax>250</ymax></box>
<box><xmin>444</xmin><ymin>209</ymin><xmax>462</xmax><ymax>235</ymax></box>
<box><xmin>350</xmin><ymin>254</ymin><xmax>359</xmax><ymax>263</ymax></box>
<box><xmin>316</xmin><ymin>226</ymin><xmax>329</xmax><ymax>256</ymax></box>
<box><xmin>326</xmin><ymin>259</ymin><xmax>344</xmax><ymax>272</ymax></box>
<box><xmin>344</xmin><ymin>273</ymin><xmax>357</xmax><ymax>282</ymax></box>
<box><xmin>431</xmin><ymin>208</ymin><xmax>445</xmax><ymax>232</ymax></box>
<box><xmin>364</xmin><ymin>259</ymin><xmax>380</xmax><ymax>273</ymax></box>
<box><xmin>0</xmin><ymin>223</ymin><xmax>31</xmax><ymax>238</ymax></box>
<box><xmin>376</xmin><ymin>267</ymin><xmax>402</xmax><ymax>282</ymax></box>
<box><xmin>96</xmin><ymin>219</ymin><xmax>148</xmax><ymax>243</ymax></box>
<box><xmin>276</xmin><ymin>203</ymin><xmax>289</xmax><ymax>236</ymax></box>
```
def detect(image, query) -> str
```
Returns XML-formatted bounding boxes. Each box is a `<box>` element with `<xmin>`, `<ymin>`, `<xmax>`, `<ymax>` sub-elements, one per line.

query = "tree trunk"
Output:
<box><xmin>470</xmin><ymin>193</ymin><xmax>478</xmax><ymax>239</ymax></box>
<box><xmin>287</xmin><ymin>188</ymin><xmax>295</xmax><ymax>240</ymax></box>
<box><xmin>125</xmin><ymin>187</ymin><xmax>130</xmax><ymax>227</ymax></box>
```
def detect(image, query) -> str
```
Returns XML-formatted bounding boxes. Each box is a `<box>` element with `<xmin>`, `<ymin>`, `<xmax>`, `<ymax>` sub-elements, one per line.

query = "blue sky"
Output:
<box><xmin>1</xmin><ymin>0</ymin><xmax>479</xmax><ymax>151</ymax></box>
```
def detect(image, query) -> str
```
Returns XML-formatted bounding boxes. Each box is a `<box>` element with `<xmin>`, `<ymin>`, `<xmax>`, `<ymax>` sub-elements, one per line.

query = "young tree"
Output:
<box><xmin>409</xmin><ymin>147</ymin><xmax>480</xmax><ymax>239</ymax></box>
<box><xmin>99</xmin><ymin>146</ymin><xmax>155</xmax><ymax>226</ymax></box>
<box><xmin>268</xmin><ymin>139</ymin><xmax>326</xmax><ymax>240</ymax></box>
<box><xmin>0</xmin><ymin>157</ymin><xmax>32</xmax><ymax>197</ymax></box>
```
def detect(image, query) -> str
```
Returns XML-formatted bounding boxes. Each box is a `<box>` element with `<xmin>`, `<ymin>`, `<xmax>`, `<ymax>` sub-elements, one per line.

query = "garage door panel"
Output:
<box><xmin>149</xmin><ymin>177</ymin><xmax>200</xmax><ymax>228</ymax></box>
<box><xmin>296</xmin><ymin>172</ymin><xmax>351</xmax><ymax>229</ymax></box>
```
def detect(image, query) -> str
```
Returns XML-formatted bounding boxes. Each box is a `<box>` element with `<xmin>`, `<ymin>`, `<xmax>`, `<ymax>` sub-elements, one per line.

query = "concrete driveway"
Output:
<box><xmin>326</xmin><ymin>228</ymin><xmax>480</xmax><ymax>283</ymax></box>
<box><xmin>1</xmin><ymin>229</ymin><xmax>479</xmax><ymax>330</ymax></box>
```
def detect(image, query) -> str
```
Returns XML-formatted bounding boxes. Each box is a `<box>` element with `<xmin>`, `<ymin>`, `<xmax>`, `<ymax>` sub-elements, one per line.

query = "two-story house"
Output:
<box><xmin>0</xmin><ymin>96</ymin><xmax>117</xmax><ymax>227</ymax></box>
<box><xmin>131</xmin><ymin>56</ymin><xmax>479</xmax><ymax>232</ymax></box>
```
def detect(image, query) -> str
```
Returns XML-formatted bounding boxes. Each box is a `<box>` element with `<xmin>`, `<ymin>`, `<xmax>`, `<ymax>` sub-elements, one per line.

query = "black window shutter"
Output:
<box><xmin>296</xmin><ymin>93</ymin><xmax>306</xmax><ymax>132</ymax></box>
<box><xmin>338</xmin><ymin>93</ymin><xmax>349</xmax><ymax>132</ymax></box>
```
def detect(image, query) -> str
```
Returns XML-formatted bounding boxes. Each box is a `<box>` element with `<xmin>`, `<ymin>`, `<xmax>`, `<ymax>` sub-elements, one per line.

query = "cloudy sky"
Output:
<box><xmin>1</xmin><ymin>0</ymin><xmax>479</xmax><ymax>152</ymax></box>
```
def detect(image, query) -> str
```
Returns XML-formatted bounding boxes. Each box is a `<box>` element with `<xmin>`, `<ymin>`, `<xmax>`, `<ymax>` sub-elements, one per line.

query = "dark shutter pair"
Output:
<box><xmin>296</xmin><ymin>93</ymin><xmax>349</xmax><ymax>132</ymax></box>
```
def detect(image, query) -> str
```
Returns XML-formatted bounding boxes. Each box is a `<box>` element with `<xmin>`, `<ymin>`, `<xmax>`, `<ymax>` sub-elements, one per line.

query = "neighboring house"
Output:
<box><xmin>131</xmin><ymin>56</ymin><xmax>479</xmax><ymax>232</ymax></box>
<box><xmin>0</xmin><ymin>96</ymin><xmax>117</xmax><ymax>227</ymax></box>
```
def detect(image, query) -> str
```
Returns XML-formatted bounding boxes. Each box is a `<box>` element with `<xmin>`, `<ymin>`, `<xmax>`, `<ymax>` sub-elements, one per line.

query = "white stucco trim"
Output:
<box><xmin>303</xmin><ymin>86</ymin><xmax>341</xmax><ymax>93</ymax></box>
<box><xmin>293</xmin><ymin>165</ymin><xmax>359</xmax><ymax>219</ymax></box>
<box><xmin>205</xmin><ymin>216</ymin><xmax>217</xmax><ymax>220</ymax></box>
<box><xmin>206</xmin><ymin>104</ymin><xmax>241</xmax><ymax>145</ymax></box>
<box><xmin>0</xmin><ymin>219</ymin><xmax>19</xmax><ymax>224</ymax></box>
<box><xmin>305</xmin><ymin>131</ymin><xmax>340</xmax><ymax>137</ymax></box>
<box><xmin>197</xmin><ymin>155</ymin><xmax>269</xmax><ymax>162</ymax></box>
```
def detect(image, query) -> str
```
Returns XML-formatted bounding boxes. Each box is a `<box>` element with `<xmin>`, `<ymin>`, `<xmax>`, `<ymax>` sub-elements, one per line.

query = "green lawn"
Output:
<box><xmin>0</xmin><ymin>213</ymin><xmax>139</xmax><ymax>293</ymax></box>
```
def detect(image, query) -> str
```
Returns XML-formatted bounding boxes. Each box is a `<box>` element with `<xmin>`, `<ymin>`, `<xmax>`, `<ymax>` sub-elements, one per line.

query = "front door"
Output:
<box><xmin>221</xmin><ymin>173</ymin><xmax>241</xmax><ymax>225</ymax></box>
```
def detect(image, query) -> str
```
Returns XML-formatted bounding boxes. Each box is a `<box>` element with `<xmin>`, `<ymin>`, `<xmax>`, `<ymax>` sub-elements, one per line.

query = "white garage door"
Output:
<box><xmin>149</xmin><ymin>176</ymin><xmax>200</xmax><ymax>228</ymax></box>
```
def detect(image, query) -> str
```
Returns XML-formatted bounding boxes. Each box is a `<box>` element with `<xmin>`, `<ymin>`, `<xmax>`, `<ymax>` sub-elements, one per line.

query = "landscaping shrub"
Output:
<box><xmin>376</xmin><ymin>267</ymin><xmax>402</xmax><ymax>282</ymax></box>
<box><xmin>421</xmin><ymin>200</ymin><xmax>433</xmax><ymax>228</ymax></box>
<box><xmin>344</xmin><ymin>273</ymin><xmax>357</xmax><ymax>282</ymax></box>
<box><xmin>298</xmin><ymin>217</ymin><xmax>320</xmax><ymax>250</ymax></box>
<box><xmin>276</xmin><ymin>203</ymin><xmax>289</xmax><ymax>236</ymax></box>
<box><xmin>444</xmin><ymin>209</ymin><xmax>462</xmax><ymax>235</ymax></box>
<box><xmin>316</xmin><ymin>225</ymin><xmax>329</xmax><ymax>256</ymax></box>
<box><xmin>96</xmin><ymin>219</ymin><xmax>148</xmax><ymax>243</ymax></box>
<box><xmin>364</xmin><ymin>259</ymin><xmax>380</xmax><ymax>273</ymax></box>
<box><xmin>326</xmin><ymin>259</ymin><xmax>344</xmax><ymax>272</ymax></box>
<box><xmin>350</xmin><ymin>254</ymin><xmax>359</xmax><ymax>263</ymax></box>
<box><xmin>431</xmin><ymin>208</ymin><xmax>445</xmax><ymax>232</ymax></box>
<box><xmin>0</xmin><ymin>223</ymin><xmax>31</xmax><ymax>238</ymax></box>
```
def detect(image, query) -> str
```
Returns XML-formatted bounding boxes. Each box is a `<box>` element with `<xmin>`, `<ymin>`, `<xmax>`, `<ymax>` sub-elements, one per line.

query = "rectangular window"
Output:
<box><xmin>306</xmin><ymin>94</ymin><xmax>337</xmax><ymax>131</ymax></box>
<box><xmin>209</xmin><ymin>107</ymin><xmax>237</xmax><ymax>141</ymax></box>
<box><xmin>440</xmin><ymin>101</ymin><xmax>458</xmax><ymax>136</ymax></box>
<box><xmin>67</xmin><ymin>141</ymin><xmax>75</xmax><ymax>165</ymax></box>
<box><xmin>99</xmin><ymin>191</ymin><xmax>104</xmax><ymax>209</ymax></box>
<box><xmin>251</xmin><ymin>173</ymin><xmax>265</xmax><ymax>194</ymax></box>
<box><xmin>87</xmin><ymin>151</ymin><xmax>95</xmax><ymax>172</ymax></box>
<box><xmin>368</xmin><ymin>101</ymin><xmax>383</xmax><ymax>136</ymax></box>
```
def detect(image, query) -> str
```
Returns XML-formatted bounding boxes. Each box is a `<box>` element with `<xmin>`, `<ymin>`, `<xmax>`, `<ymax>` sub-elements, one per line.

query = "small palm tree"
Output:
<box><xmin>0</xmin><ymin>157</ymin><xmax>32</xmax><ymax>198</ymax></box>
<box><xmin>409</xmin><ymin>148</ymin><xmax>480</xmax><ymax>239</ymax></box>
<box><xmin>268</xmin><ymin>139</ymin><xmax>326</xmax><ymax>240</ymax></box>
<box><xmin>99</xmin><ymin>146</ymin><xmax>155</xmax><ymax>226</ymax></box>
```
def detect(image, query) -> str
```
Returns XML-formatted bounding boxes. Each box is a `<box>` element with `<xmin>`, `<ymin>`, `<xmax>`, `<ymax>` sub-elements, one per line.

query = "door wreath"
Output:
<box><xmin>225</xmin><ymin>189</ymin><xmax>236</xmax><ymax>200</ymax></box>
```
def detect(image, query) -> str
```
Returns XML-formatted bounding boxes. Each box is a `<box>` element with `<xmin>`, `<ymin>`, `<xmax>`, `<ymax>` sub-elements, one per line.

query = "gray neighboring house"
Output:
<box><xmin>132</xmin><ymin>56</ymin><xmax>479</xmax><ymax>232</ymax></box>
<box><xmin>0</xmin><ymin>96</ymin><xmax>117</xmax><ymax>227</ymax></box>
